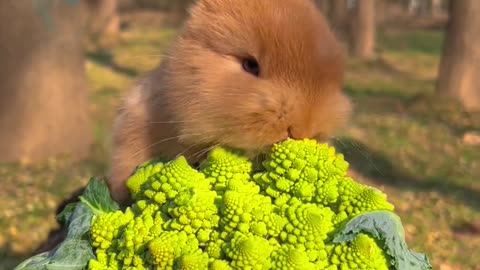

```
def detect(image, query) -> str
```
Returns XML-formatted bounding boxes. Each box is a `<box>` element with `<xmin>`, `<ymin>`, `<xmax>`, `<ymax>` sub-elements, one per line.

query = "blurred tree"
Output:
<box><xmin>0</xmin><ymin>0</ymin><xmax>92</xmax><ymax>163</ymax></box>
<box><xmin>328</xmin><ymin>0</ymin><xmax>349</xmax><ymax>40</ymax></box>
<box><xmin>350</xmin><ymin>0</ymin><xmax>376</xmax><ymax>59</ymax></box>
<box><xmin>436</xmin><ymin>0</ymin><xmax>480</xmax><ymax>111</ymax></box>
<box><xmin>118</xmin><ymin>0</ymin><xmax>137</xmax><ymax>10</ymax></box>
<box><xmin>430</xmin><ymin>0</ymin><xmax>443</xmax><ymax>17</ymax></box>
<box><xmin>135</xmin><ymin>0</ymin><xmax>194</xmax><ymax>26</ymax></box>
<box><xmin>84</xmin><ymin>0</ymin><xmax>120</xmax><ymax>43</ymax></box>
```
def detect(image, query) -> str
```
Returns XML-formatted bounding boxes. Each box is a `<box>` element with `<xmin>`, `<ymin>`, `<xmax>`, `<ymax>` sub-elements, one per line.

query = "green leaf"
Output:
<box><xmin>333</xmin><ymin>211</ymin><xmax>432</xmax><ymax>270</ymax></box>
<box><xmin>46</xmin><ymin>239</ymin><xmax>95</xmax><ymax>270</ymax></box>
<box><xmin>79</xmin><ymin>177</ymin><xmax>120</xmax><ymax>215</ymax></box>
<box><xmin>14</xmin><ymin>239</ymin><xmax>94</xmax><ymax>270</ymax></box>
<box><xmin>56</xmin><ymin>203</ymin><xmax>77</xmax><ymax>225</ymax></box>
<box><xmin>66</xmin><ymin>203</ymin><xmax>94</xmax><ymax>239</ymax></box>
<box><xmin>14</xmin><ymin>253</ymin><xmax>50</xmax><ymax>270</ymax></box>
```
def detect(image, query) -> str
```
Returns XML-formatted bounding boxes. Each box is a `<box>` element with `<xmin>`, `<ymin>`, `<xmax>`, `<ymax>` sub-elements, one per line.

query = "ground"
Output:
<box><xmin>1</xmin><ymin>13</ymin><xmax>479</xmax><ymax>270</ymax></box>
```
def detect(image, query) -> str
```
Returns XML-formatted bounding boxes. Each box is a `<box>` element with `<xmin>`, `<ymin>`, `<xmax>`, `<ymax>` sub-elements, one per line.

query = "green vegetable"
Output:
<box><xmin>15</xmin><ymin>139</ymin><xmax>432</xmax><ymax>270</ymax></box>
<box><xmin>332</xmin><ymin>211</ymin><xmax>432</xmax><ymax>270</ymax></box>
<box><xmin>15</xmin><ymin>178</ymin><xmax>109</xmax><ymax>270</ymax></box>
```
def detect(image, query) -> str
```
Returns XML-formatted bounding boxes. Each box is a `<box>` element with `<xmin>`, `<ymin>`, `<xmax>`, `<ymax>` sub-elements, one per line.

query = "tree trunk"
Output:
<box><xmin>430</xmin><ymin>0</ymin><xmax>443</xmax><ymax>17</ymax></box>
<box><xmin>84</xmin><ymin>0</ymin><xmax>120</xmax><ymax>38</ymax></box>
<box><xmin>329</xmin><ymin>0</ymin><xmax>349</xmax><ymax>40</ymax></box>
<box><xmin>407</xmin><ymin>0</ymin><xmax>417</xmax><ymax>15</ymax></box>
<box><xmin>436</xmin><ymin>0</ymin><xmax>480</xmax><ymax>111</ymax></box>
<box><xmin>0</xmin><ymin>0</ymin><xmax>92</xmax><ymax>162</ymax></box>
<box><xmin>407</xmin><ymin>0</ymin><xmax>428</xmax><ymax>16</ymax></box>
<box><xmin>350</xmin><ymin>0</ymin><xmax>376</xmax><ymax>59</ymax></box>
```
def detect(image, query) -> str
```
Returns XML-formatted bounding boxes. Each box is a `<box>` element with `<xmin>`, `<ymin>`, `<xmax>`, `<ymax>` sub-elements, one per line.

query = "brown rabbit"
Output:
<box><xmin>109</xmin><ymin>0</ymin><xmax>352</xmax><ymax>204</ymax></box>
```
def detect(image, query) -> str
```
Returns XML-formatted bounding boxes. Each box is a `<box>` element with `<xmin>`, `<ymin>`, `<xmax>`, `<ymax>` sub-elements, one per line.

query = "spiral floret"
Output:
<box><xmin>127</xmin><ymin>162</ymin><xmax>164</xmax><ymax>199</ymax></box>
<box><xmin>201</xmin><ymin>147</ymin><xmax>253</xmax><ymax>194</ymax></box>
<box><xmin>225</xmin><ymin>232</ymin><xmax>274</xmax><ymax>270</ymax></box>
<box><xmin>116</xmin><ymin>214</ymin><xmax>155</xmax><ymax>266</ymax></box>
<box><xmin>279</xmin><ymin>199</ymin><xmax>335</xmax><ymax>261</ymax></box>
<box><xmin>175</xmin><ymin>250</ymin><xmax>210</xmax><ymax>270</ymax></box>
<box><xmin>148</xmin><ymin>231</ymin><xmax>200</xmax><ymax>269</ymax></box>
<box><xmin>88</xmin><ymin>250</ymin><xmax>120</xmax><ymax>270</ymax></box>
<box><xmin>162</xmin><ymin>188</ymin><xmax>220</xmax><ymax>240</ymax></box>
<box><xmin>253</xmin><ymin>139</ymin><xmax>349</xmax><ymax>207</ymax></box>
<box><xmin>270</xmin><ymin>245</ymin><xmax>316</xmax><ymax>270</ymax></box>
<box><xmin>209</xmin><ymin>260</ymin><xmax>233</xmax><ymax>270</ymax></box>
<box><xmin>337</xmin><ymin>177</ymin><xmax>395</xmax><ymax>221</ymax></box>
<box><xmin>130</xmin><ymin>157</ymin><xmax>210</xmax><ymax>206</ymax></box>
<box><xmin>327</xmin><ymin>233</ymin><xmax>390</xmax><ymax>269</ymax></box>
<box><xmin>90</xmin><ymin>210</ymin><xmax>133</xmax><ymax>250</ymax></box>
<box><xmin>220</xmin><ymin>191</ymin><xmax>287</xmax><ymax>240</ymax></box>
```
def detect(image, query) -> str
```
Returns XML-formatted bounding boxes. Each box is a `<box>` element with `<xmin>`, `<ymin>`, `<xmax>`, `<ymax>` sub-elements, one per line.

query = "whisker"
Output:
<box><xmin>174</xmin><ymin>140</ymin><xmax>209</xmax><ymax>161</ymax></box>
<box><xmin>131</xmin><ymin>125</ymin><xmax>240</xmax><ymax>159</ymax></box>
<box><xmin>250</xmin><ymin>125</ymin><xmax>270</xmax><ymax>168</ymax></box>
<box><xmin>333</xmin><ymin>137</ymin><xmax>385</xmax><ymax>177</ymax></box>
<box><xmin>131</xmin><ymin>130</ymin><xmax>220</xmax><ymax>158</ymax></box>
<box><xmin>131</xmin><ymin>135</ymin><xmax>186</xmax><ymax>158</ymax></box>
<box><xmin>187</xmin><ymin>143</ymin><xmax>221</xmax><ymax>161</ymax></box>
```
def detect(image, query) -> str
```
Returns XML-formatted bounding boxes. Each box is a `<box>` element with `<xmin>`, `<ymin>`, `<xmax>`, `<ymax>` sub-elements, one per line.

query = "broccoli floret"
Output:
<box><xmin>162</xmin><ymin>188</ymin><xmax>220</xmax><ymax>239</ymax></box>
<box><xmin>175</xmin><ymin>250</ymin><xmax>210</xmax><ymax>270</ymax></box>
<box><xmin>219</xmin><ymin>191</ymin><xmax>287</xmax><ymax>240</ymax></box>
<box><xmin>148</xmin><ymin>231</ymin><xmax>201</xmax><ymax>269</ymax></box>
<box><xmin>336</xmin><ymin>177</ymin><xmax>395</xmax><ymax>223</ymax></box>
<box><xmin>89</xmin><ymin>203</ymin><xmax>162</xmax><ymax>269</ymax></box>
<box><xmin>224</xmin><ymin>232</ymin><xmax>274</xmax><ymax>269</ymax></box>
<box><xmin>90</xmin><ymin>210</ymin><xmax>133</xmax><ymax>250</ymax></box>
<box><xmin>278</xmin><ymin>199</ymin><xmax>335</xmax><ymax>262</ymax></box>
<box><xmin>206</xmin><ymin>238</ymin><xmax>226</xmax><ymax>260</ymax></box>
<box><xmin>271</xmin><ymin>245</ymin><xmax>316</xmax><ymax>270</ymax></box>
<box><xmin>127</xmin><ymin>162</ymin><xmax>164</xmax><ymax>199</ymax></box>
<box><xmin>225</xmin><ymin>176</ymin><xmax>261</xmax><ymax>194</ymax></box>
<box><xmin>326</xmin><ymin>233</ymin><xmax>390</xmax><ymax>269</ymax></box>
<box><xmin>201</xmin><ymin>147</ymin><xmax>253</xmax><ymax>194</ymax></box>
<box><xmin>209</xmin><ymin>260</ymin><xmax>233</xmax><ymax>270</ymax></box>
<box><xmin>88</xmin><ymin>250</ymin><xmax>120</xmax><ymax>270</ymax></box>
<box><xmin>132</xmin><ymin>157</ymin><xmax>210</xmax><ymax>206</ymax></box>
<box><xmin>253</xmin><ymin>139</ymin><xmax>348</xmax><ymax>207</ymax></box>
<box><xmin>116</xmin><ymin>214</ymin><xmax>154</xmax><ymax>266</ymax></box>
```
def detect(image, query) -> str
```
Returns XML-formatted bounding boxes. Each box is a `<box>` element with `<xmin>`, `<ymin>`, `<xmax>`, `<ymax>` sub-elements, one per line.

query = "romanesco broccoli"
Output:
<box><xmin>81</xmin><ymin>139</ymin><xmax>429</xmax><ymax>269</ymax></box>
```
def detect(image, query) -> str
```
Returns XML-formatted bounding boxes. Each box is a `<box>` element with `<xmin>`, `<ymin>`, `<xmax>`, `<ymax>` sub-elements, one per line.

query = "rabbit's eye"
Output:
<box><xmin>242</xmin><ymin>58</ymin><xmax>260</xmax><ymax>77</ymax></box>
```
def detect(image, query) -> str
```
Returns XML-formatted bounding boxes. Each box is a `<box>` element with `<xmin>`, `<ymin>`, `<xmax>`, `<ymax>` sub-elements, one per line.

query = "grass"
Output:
<box><xmin>339</xmin><ymin>28</ymin><xmax>480</xmax><ymax>269</ymax></box>
<box><xmin>1</xmin><ymin>18</ymin><xmax>479</xmax><ymax>270</ymax></box>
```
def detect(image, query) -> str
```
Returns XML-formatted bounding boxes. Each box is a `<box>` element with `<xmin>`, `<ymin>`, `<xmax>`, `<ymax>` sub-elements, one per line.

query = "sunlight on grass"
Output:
<box><xmin>381</xmin><ymin>52</ymin><xmax>440</xmax><ymax>80</ymax></box>
<box><xmin>86</xmin><ymin>61</ymin><xmax>132</xmax><ymax>94</ymax></box>
<box><xmin>345</xmin><ymin>29</ymin><xmax>444</xmax><ymax>100</ymax></box>
<box><xmin>378</xmin><ymin>29</ymin><xmax>445</xmax><ymax>55</ymax></box>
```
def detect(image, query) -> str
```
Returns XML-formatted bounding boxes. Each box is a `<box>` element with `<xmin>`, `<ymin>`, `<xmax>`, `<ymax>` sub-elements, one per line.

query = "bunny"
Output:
<box><xmin>109</xmin><ymin>0</ymin><xmax>352</xmax><ymax>204</ymax></box>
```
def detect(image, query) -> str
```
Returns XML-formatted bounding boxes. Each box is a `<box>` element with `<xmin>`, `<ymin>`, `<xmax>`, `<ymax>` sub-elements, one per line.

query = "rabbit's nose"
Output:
<box><xmin>287</xmin><ymin>126</ymin><xmax>310</xmax><ymax>140</ymax></box>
